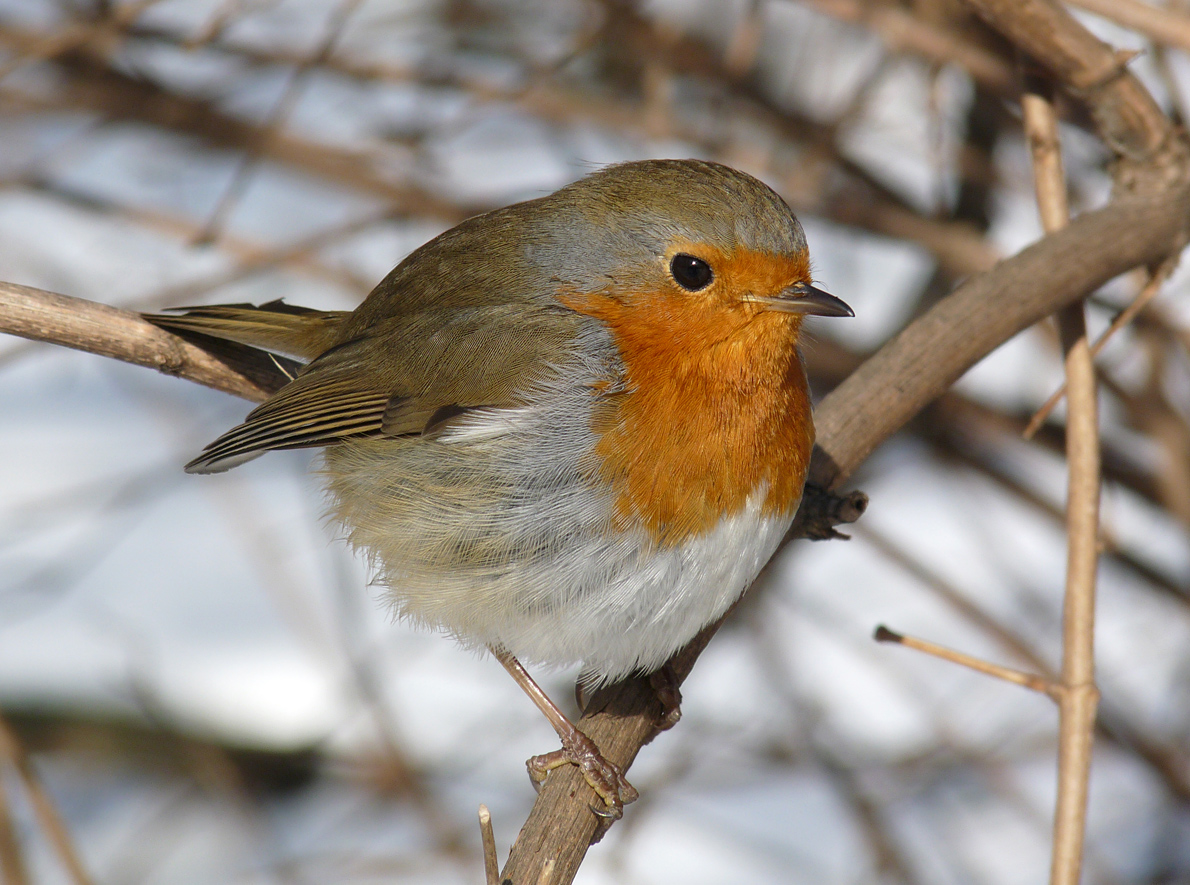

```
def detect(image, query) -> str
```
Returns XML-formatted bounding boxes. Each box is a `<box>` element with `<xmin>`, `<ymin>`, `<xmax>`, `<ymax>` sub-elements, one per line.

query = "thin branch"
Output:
<box><xmin>0</xmin><ymin>281</ymin><xmax>283</xmax><ymax>402</ymax></box>
<box><xmin>0</xmin><ymin>767</ymin><xmax>28</xmax><ymax>885</ymax></box>
<box><xmin>858</xmin><ymin>522</ymin><xmax>1061</xmax><ymax>678</ymax></box>
<box><xmin>859</xmin><ymin>514</ymin><xmax>1190</xmax><ymax>804</ymax></box>
<box><xmin>873</xmin><ymin>625</ymin><xmax>1056</xmax><ymax>696</ymax></box>
<box><xmin>1067</xmin><ymin>0</ymin><xmax>1190</xmax><ymax>54</ymax></box>
<box><xmin>1022</xmin><ymin>70</ymin><xmax>1101</xmax><ymax>885</ymax></box>
<box><xmin>0</xmin><ymin>711</ymin><xmax>93</xmax><ymax>885</ymax></box>
<box><xmin>798</xmin><ymin>0</ymin><xmax>1016</xmax><ymax>94</ymax></box>
<box><xmin>1024</xmin><ymin>256</ymin><xmax>1181</xmax><ymax>438</ymax></box>
<box><xmin>478</xmin><ymin>805</ymin><xmax>499</xmax><ymax>885</ymax></box>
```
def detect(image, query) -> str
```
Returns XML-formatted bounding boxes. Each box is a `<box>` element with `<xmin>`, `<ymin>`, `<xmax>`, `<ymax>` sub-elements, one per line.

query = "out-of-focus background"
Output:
<box><xmin>1</xmin><ymin>1</ymin><xmax>1189</xmax><ymax>882</ymax></box>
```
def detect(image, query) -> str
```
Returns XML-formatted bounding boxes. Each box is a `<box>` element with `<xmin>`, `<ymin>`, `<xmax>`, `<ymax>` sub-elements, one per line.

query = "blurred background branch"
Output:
<box><xmin>1</xmin><ymin>0</ymin><xmax>1190</xmax><ymax>883</ymax></box>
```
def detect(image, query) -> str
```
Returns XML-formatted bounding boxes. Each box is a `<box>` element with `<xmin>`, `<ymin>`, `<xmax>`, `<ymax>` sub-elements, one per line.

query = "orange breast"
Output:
<box><xmin>563</xmin><ymin>247</ymin><xmax>816</xmax><ymax>546</ymax></box>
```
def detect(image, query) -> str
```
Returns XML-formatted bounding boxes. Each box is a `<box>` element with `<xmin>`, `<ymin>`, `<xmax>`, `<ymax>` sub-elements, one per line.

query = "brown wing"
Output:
<box><xmin>183</xmin><ymin>304</ymin><xmax>583</xmax><ymax>474</ymax></box>
<box><xmin>146</xmin><ymin>300</ymin><xmax>349</xmax><ymax>361</ymax></box>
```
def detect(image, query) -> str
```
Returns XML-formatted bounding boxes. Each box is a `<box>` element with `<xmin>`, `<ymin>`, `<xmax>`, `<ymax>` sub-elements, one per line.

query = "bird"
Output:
<box><xmin>146</xmin><ymin>159</ymin><xmax>852</xmax><ymax>818</ymax></box>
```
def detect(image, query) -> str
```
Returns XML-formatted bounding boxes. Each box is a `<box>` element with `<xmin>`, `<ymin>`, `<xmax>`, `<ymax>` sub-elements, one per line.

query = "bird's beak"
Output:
<box><xmin>748</xmin><ymin>282</ymin><xmax>854</xmax><ymax>317</ymax></box>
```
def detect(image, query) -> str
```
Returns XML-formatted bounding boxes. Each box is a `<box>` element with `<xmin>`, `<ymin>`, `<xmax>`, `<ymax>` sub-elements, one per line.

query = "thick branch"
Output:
<box><xmin>961</xmin><ymin>0</ymin><xmax>1171</xmax><ymax>157</ymax></box>
<box><xmin>807</xmin><ymin>186</ymin><xmax>1188</xmax><ymax>490</ymax></box>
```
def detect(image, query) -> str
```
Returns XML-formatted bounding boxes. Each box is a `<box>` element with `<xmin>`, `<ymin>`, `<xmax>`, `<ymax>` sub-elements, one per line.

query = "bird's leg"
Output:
<box><xmin>488</xmin><ymin>646</ymin><xmax>638</xmax><ymax>820</ymax></box>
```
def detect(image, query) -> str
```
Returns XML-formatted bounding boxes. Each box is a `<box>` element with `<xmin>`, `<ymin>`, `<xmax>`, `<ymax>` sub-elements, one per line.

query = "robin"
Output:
<box><xmin>147</xmin><ymin>159</ymin><xmax>852</xmax><ymax>818</ymax></box>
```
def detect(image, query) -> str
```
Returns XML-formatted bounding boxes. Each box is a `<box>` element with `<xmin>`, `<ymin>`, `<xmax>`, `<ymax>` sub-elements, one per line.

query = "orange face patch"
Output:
<box><xmin>562</xmin><ymin>244</ymin><xmax>816</xmax><ymax>546</ymax></box>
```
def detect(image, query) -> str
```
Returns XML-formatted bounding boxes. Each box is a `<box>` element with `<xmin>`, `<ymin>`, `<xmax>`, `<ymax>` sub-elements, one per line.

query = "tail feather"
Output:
<box><xmin>144</xmin><ymin>299</ymin><xmax>349</xmax><ymax>362</ymax></box>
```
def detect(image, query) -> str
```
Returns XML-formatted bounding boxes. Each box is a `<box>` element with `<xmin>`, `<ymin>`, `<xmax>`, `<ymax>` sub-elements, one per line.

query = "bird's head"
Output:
<box><xmin>540</xmin><ymin>159</ymin><xmax>851</xmax><ymax>373</ymax></box>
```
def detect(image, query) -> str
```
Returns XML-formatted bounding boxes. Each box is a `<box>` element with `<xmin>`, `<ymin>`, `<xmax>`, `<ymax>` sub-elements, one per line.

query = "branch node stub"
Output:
<box><xmin>155</xmin><ymin>340</ymin><xmax>187</xmax><ymax>377</ymax></box>
<box><xmin>793</xmin><ymin>484</ymin><xmax>868</xmax><ymax>541</ymax></box>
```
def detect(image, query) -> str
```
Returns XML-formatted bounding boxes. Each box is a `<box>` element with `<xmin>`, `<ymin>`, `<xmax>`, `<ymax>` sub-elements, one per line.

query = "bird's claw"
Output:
<box><xmin>526</xmin><ymin>731</ymin><xmax>638</xmax><ymax>823</ymax></box>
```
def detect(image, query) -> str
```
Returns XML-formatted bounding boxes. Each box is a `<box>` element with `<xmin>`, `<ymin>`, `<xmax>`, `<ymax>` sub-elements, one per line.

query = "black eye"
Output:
<box><xmin>669</xmin><ymin>253</ymin><xmax>713</xmax><ymax>291</ymax></box>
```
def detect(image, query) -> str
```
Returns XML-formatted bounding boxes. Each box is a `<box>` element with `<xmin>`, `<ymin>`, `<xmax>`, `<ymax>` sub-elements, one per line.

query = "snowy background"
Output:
<box><xmin>2</xmin><ymin>0</ymin><xmax>1190</xmax><ymax>882</ymax></box>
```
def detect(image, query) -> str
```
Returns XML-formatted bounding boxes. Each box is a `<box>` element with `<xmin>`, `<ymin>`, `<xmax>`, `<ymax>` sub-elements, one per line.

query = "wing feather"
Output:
<box><xmin>185</xmin><ymin>304</ymin><xmax>586</xmax><ymax>473</ymax></box>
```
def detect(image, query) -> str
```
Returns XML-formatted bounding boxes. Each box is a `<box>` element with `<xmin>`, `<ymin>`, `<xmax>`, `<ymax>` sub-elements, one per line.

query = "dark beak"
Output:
<box><xmin>751</xmin><ymin>281</ymin><xmax>854</xmax><ymax>317</ymax></box>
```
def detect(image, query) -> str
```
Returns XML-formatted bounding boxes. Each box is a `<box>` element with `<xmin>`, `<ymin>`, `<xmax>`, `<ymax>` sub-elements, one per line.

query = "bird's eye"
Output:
<box><xmin>669</xmin><ymin>254</ymin><xmax>713</xmax><ymax>291</ymax></box>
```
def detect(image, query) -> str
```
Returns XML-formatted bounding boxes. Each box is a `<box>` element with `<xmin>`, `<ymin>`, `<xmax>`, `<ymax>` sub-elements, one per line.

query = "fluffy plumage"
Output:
<box><xmin>147</xmin><ymin>159</ymin><xmax>843</xmax><ymax>682</ymax></box>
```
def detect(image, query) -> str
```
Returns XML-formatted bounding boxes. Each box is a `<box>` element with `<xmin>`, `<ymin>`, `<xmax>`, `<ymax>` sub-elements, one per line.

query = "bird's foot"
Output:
<box><xmin>527</xmin><ymin>729</ymin><xmax>639</xmax><ymax>821</ymax></box>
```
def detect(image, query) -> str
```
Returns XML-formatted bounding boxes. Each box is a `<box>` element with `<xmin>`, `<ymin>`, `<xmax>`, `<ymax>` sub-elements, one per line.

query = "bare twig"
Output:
<box><xmin>873</xmin><ymin>625</ymin><xmax>1055</xmax><ymax>696</ymax></box>
<box><xmin>195</xmin><ymin>0</ymin><xmax>365</xmax><ymax>244</ymax></box>
<box><xmin>799</xmin><ymin>0</ymin><xmax>1016</xmax><ymax>94</ymax></box>
<box><xmin>0</xmin><ymin>769</ymin><xmax>28</xmax><ymax>885</ymax></box>
<box><xmin>859</xmin><ymin>516</ymin><xmax>1190</xmax><ymax>803</ymax></box>
<box><xmin>478</xmin><ymin>805</ymin><xmax>499</xmax><ymax>885</ymax></box>
<box><xmin>0</xmin><ymin>711</ymin><xmax>93</xmax><ymax>885</ymax></box>
<box><xmin>1024</xmin><ymin>256</ymin><xmax>1181</xmax><ymax>437</ymax></box>
<box><xmin>0</xmin><ymin>281</ymin><xmax>283</xmax><ymax>402</ymax></box>
<box><xmin>1022</xmin><ymin>70</ymin><xmax>1101</xmax><ymax>885</ymax></box>
<box><xmin>1067</xmin><ymin>0</ymin><xmax>1190</xmax><ymax>54</ymax></box>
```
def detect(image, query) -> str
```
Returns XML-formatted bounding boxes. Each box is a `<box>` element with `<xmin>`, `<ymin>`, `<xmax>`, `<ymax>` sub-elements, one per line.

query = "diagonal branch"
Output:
<box><xmin>1068</xmin><ymin>0</ymin><xmax>1190</xmax><ymax>53</ymax></box>
<box><xmin>0</xmin><ymin>711</ymin><xmax>92</xmax><ymax>885</ymax></box>
<box><xmin>806</xmin><ymin>184</ymin><xmax>1188</xmax><ymax>490</ymax></box>
<box><xmin>960</xmin><ymin>0</ymin><xmax>1171</xmax><ymax>158</ymax></box>
<box><xmin>0</xmin><ymin>282</ymin><xmax>284</xmax><ymax>402</ymax></box>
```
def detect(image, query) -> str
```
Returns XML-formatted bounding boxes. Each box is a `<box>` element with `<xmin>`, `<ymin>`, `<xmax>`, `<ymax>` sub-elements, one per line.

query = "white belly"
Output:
<box><xmin>324</xmin><ymin>388</ymin><xmax>798</xmax><ymax>683</ymax></box>
<box><xmin>493</xmin><ymin>487</ymin><xmax>795</xmax><ymax>682</ymax></box>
